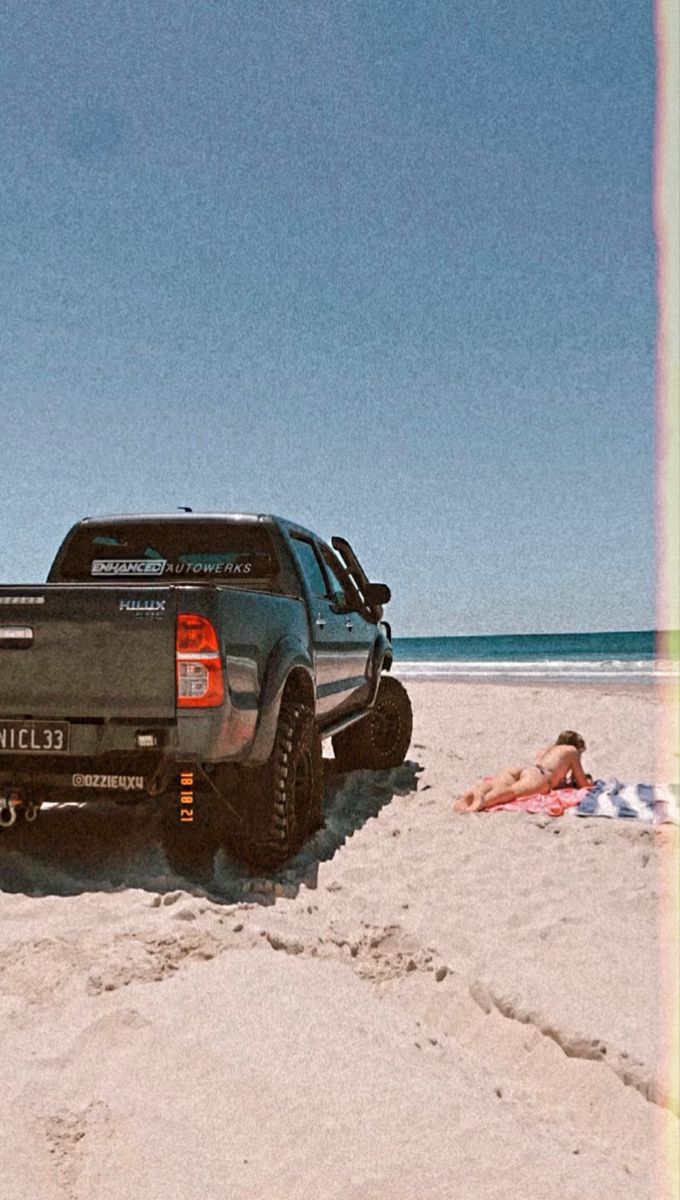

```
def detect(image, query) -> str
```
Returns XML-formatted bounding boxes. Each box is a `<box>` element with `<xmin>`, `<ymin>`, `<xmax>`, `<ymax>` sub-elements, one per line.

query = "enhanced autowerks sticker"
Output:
<box><xmin>91</xmin><ymin>559</ymin><xmax>166</xmax><ymax>576</ymax></box>
<box><xmin>91</xmin><ymin>558</ymin><xmax>255</xmax><ymax>576</ymax></box>
<box><xmin>162</xmin><ymin>560</ymin><xmax>253</xmax><ymax>575</ymax></box>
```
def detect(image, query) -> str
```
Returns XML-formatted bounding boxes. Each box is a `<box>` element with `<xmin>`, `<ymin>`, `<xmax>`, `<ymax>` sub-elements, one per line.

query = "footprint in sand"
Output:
<box><xmin>43</xmin><ymin>1101</ymin><xmax>112</xmax><ymax>1195</ymax></box>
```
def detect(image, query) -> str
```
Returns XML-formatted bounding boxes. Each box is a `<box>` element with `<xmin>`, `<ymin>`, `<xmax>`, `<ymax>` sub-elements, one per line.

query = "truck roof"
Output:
<box><xmin>76</xmin><ymin>512</ymin><xmax>322</xmax><ymax>541</ymax></box>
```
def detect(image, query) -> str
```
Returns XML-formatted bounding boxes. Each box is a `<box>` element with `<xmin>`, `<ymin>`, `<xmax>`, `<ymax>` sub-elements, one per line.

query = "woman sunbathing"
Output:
<box><xmin>454</xmin><ymin>730</ymin><xmax>592</xmax><ymax>812</ymax></box>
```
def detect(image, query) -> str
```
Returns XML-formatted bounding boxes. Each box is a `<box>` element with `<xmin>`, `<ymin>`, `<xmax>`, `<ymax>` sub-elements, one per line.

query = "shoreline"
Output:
<box><xmin>392</xmin><ymin>673</ymin><xmax>662</xmax><ymax>698</ymax></box>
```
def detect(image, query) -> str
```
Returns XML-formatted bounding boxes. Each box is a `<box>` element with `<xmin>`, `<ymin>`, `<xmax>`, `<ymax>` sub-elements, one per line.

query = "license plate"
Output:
<box><xmin>0</xmin><ymin>720</ymin><xmax>70</xmax><ymax>753</ymax></box>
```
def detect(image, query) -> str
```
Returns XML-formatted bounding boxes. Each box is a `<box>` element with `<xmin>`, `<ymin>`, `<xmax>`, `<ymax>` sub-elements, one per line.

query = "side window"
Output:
<box><xmin>290</xmin><ymin>537</ymin><xmax>329</xmax><ymax>600</ymax></box>
<box><xmin>319</xmin><ymin>545</ymin><xmax>357</xmax><ymax>610</ymax></box>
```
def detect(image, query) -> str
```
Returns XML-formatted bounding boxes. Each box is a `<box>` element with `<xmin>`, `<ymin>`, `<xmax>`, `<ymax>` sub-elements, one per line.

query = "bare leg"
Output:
<box><xmin>477</xmin><ymin>767</ymin><xmax>549</xmax><ymax>811</ymax></box>
<box><xmin>455</xmin><ymin>769</ymin><xmax>519</xmax><ymax>812</ymax></box>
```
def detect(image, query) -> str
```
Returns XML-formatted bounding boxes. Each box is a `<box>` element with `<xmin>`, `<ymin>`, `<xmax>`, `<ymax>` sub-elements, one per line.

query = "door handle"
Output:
<box><xmin>315</xmin><ymin>615</ymin><xmax>326</xmax><ymax>629</ymax></box>
<box><xmin>344</xmin><ymin>619</ymin><xmax>353</xmax><ymax>632</ymax></box>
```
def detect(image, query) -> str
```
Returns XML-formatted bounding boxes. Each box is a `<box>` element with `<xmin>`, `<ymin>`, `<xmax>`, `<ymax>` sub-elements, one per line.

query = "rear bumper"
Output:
<box><xmin>0</xmin><ymin>751</ymin><xmax>170</xmax><ymax>800</ymax></box>
<box><xmin>0</xmin><ymin>700</ymin><xmax>261</xmax><ymax>796</ymax></box>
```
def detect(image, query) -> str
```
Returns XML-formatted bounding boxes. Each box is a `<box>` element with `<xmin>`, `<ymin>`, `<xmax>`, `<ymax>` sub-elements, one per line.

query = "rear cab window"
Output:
<box><xmin>52</xmin><ymin>521</ymin><xmax>287</xmax><ymax>592</ymax></box>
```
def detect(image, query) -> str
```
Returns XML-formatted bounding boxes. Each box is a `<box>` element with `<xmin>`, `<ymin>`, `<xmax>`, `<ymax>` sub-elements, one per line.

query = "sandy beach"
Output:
<box><xmin>1</xmin><ymin>679</ymin><xmax>678</xmax><ymax>1199</ymax></box>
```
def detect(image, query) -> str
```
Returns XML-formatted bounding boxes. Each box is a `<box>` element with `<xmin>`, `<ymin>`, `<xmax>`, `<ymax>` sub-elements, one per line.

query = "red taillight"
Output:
<box><xmin>176</xmin><ymin>613</ymin><xmax>220</xmax><ymax>655</ymax></box>
<box><xmin>176</xmin><ymin>614</ymin><xmax>224</xmax><ymax>707</ymax></box>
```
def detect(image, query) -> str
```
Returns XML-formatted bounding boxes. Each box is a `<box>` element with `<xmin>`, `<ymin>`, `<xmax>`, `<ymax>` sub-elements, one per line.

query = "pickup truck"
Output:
<box><xmin>0</xmin><ymin>512</ymin><xmax>412</xmax><ymax>868</ymax></box>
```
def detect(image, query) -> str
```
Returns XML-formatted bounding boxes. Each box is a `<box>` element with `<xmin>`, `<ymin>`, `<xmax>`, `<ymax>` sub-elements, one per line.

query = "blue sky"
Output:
<box><xmin>1</xmin><ymin>1</ymin><xmax>656</xmax><ymax>635</ymax></box>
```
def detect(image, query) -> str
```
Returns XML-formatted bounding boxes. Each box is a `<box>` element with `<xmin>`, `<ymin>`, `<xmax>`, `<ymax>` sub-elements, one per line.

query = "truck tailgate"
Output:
<box><xmin>0</xmin><ymin>586</ymin><xmax>178</xmax><ymax>719</ymax></box>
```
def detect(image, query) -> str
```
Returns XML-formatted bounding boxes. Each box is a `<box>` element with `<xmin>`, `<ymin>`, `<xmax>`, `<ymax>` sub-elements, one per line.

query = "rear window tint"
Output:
<box><xmin>57</xmin><ymin>523</ymin><xmax>281</xmax><ymax>584</ymax></box>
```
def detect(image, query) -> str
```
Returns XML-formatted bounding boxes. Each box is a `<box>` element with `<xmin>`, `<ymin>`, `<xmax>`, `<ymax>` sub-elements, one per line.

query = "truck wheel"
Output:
<box><xmin>332</xmin><ymin>676</ymin><xmax>413</xmax><ymax>772</ymax></box>
<box><xmin>223</xmin><ymin>702</ymin><xmax>323</xmax><ymax>871</ymax></box>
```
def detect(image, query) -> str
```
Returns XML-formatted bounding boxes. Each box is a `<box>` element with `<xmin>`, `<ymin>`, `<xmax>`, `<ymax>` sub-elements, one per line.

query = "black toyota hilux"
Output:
<box><xmin>0</xmin><ymin>512</ymin><xmax>412</xmax><ymax>868</ymax></box>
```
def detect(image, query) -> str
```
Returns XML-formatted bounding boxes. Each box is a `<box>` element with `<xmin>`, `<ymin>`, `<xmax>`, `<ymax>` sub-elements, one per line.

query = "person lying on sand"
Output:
<box><xmin>454</xmin><ymin>730</ymin><xmax>593</xmax><ymax>812</ymax></box>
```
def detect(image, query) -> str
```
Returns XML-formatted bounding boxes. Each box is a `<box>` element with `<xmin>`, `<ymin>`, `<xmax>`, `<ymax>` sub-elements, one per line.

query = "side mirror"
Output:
<box><xmin>364</xmin><ymin>582</ymin><xmax>391</xmax><ymax>607</ymax></box>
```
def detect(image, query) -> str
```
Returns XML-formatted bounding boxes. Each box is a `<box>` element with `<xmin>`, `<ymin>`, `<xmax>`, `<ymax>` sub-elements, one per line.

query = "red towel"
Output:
<box><xmin>488</xmin><ymin>787</ymin><xmax>587</xmax><ymax>816</ymax></box>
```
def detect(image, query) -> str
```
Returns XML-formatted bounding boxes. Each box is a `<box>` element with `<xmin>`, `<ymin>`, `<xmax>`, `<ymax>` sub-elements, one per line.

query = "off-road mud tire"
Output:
<box><xmin>222</xmin><ymin>702</ymin><xmax>323</xmax><ymax>871</ymax></box>
<box><xmin>331</xmin><ymin>676</ymin><xmax>413</xmax><ymax>772</ymax></box>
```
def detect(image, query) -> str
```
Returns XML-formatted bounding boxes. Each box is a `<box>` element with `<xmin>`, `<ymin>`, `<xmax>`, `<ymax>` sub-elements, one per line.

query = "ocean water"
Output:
<box><xmin>390</xmin><ymin>631</ymin><xmax>679</xmax><ymax>684</ymax></box>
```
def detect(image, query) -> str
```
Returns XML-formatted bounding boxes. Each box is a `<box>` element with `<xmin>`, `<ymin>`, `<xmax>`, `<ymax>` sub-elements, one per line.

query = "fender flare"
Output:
<box><xmin>247</xmin><ymin>637</ymin><xmax>315</xmax><ymax>766</ymax></box>
<box><xmin>367</xmin><ymin>629</ymin><xmax>393</xmax><ymax>706</ymax></box>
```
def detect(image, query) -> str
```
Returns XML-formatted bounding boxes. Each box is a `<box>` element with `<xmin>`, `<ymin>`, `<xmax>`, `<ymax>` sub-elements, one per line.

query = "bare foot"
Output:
<box><xmin>453</xmin><ymin>789</ymin><xmax>474</xmax><ymax>812</ymax></box>
<box><xmin>454</xmin><ymin>789</ymin><xmax>484</xmax><ymax>813</ymax></box>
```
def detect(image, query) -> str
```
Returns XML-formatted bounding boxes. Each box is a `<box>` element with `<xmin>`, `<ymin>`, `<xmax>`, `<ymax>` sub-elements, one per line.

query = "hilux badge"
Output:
<box><xmin>119</xmin><ymin>599</ymin><xmax>167</xmax><ymax>614</ymax></box>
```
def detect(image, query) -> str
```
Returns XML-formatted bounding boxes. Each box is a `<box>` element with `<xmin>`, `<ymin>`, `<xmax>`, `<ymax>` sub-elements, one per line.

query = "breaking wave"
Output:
<box><xmin>392</xmin><ymin>658</ymin><xmax>679</xmax><ymax>683</ymax></box>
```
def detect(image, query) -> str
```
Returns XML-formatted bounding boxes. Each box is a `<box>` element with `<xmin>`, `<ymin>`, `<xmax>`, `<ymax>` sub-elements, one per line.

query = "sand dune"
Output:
<box><xmin>1</xmin><ymin>681</ymin><xmax>677</xmax><ymax>1198</ymax></box>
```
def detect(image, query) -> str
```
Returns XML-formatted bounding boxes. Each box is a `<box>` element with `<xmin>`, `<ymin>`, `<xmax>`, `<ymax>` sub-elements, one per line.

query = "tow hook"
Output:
<box><xmin>146</xmin><ymin>761</ymin><xmax>173</xmax><ymax>797</ymax></box>
<box><xmin>0</xmin><ymin>794</ymin><xmax>19</xmax><ymax>829</ymax></box>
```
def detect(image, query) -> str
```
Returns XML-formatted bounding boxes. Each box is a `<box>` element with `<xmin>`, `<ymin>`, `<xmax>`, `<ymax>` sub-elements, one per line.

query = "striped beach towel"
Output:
<box><xmin>576</xmin><ymin>779</ymin><xmax>680</xmax><ymax>824</ymax></box>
